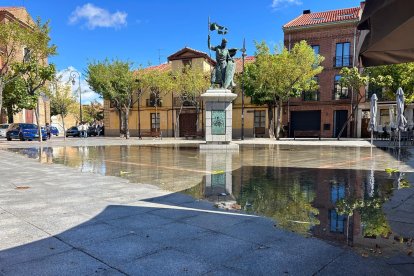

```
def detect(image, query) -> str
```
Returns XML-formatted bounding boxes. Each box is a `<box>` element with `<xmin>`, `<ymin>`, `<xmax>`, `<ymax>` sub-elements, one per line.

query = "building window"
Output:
<box><xmin>331</xmin><ymin>182</ymin><xmax>345</xmax><ymax>203</ymax></box>
<box><xmin>151</xmin><ymin>113</ymin><xmax>160</xmax><ymax>131</ymax></box>
<box><xmin>333</xmin><ymin>75</ymin><xmax>349</xmax><ymax>100</ymax></box>
<box><xmin>147</xmin><ymin>93</ymin><xmax>162</xmax><ymax>107</ymax></box>
<box><xmin>329</xmin><ymin>209</ymin><xmax>346</xmax><ymax>233</ymax></box>
<box><xmin>254</xmin><ymin>111</ymin><xmax>266</xmax><ymax>128</ymax></box>
<box><xmin>311</xmin><ymin>45</ymin><xmax>320</xmax><ymax>56</ymax></box>
<box><xmin>23</xmin><ymin>47</ymin><xmax>30</xmax><ymax>62</ymax></box>
<box><xmin>302</xmin><ymin>77</ymin><xmax>319</xmax><ymax>101</ymax></box>
<box><xmin>182</xmin><ymin>59</ymin><xmax>192</xmax><ymax>68</ymax></box>
<box><xmin>334</xmin><ymin>42</ymin><xmax>351</xmax><ymax>67</ymax></box>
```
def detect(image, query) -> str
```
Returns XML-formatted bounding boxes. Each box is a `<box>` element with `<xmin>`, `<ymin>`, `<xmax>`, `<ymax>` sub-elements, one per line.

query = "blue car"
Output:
<box><xmin>6</xmin><ymin>123</ymin><xmax>47</xmax><ymax>141</ymax></box>
<box><xmin>50</xmin><ymin>126</ymin><xmax>59</xmax><ymax>136</ymax></box>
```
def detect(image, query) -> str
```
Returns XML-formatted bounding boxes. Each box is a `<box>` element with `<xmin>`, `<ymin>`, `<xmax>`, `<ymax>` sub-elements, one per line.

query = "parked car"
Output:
<box><xmin>50</xmin><ymin>126</ymin><xmax>59</xmax><ymax>136</ymax></box>
<box><xmin>6</xmin><ymin>123</ymin><xmax>47</xmax><ymax>141</ymax></box>
<box><xmin>66</xmin><ymin>126</ymin><xmax>80</xmax><ymax>137</ymax></box>
<box><xmin>0</xmin><ymin>124</ymin><xmax>10</xmax><ymax>137</ymax></box>
<box><xmin>87</xmin><ymin>126</ymin><xmax>98</xmax><ymax>137</ymax></box>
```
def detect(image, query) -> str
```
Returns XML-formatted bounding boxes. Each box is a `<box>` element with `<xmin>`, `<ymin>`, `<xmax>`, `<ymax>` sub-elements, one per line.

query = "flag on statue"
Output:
<box><xmin>210</xmin><ymin>22</ymin><xmax>228</xmax><ymax>35</ymax></box>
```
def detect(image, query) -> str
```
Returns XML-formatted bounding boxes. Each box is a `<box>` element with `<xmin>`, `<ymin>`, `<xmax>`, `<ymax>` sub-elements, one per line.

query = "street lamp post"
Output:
<box><xmin>69</xmin><ymin>71</ymin><xmax>82</xmax><ymax>123</ymax></box>
<box><xmin>241</xmin><ymin>38</ymin><xmax>246</xmax><ymax>140</ymax></box>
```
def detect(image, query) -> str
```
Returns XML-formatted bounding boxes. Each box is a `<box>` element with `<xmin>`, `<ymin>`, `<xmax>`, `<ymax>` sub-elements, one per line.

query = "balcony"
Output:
<box><xmin>146</xmin><ymin>98</ymin><xmax>162</xmax><ymax>107</ymax></box>
<box><xmin>333</xmin><ymin>55</ymin><xmax>353</xmax><ymax>68</ymax></box>
<box><xmin>173</xmin><ymin>97</ymin><xmax>200</xmax><ymax>107</ymax></box>
<box><xmin>332</xmin><ymin>89</ymin><xmax>350</xmax><ymax>100</ymax></box>
<box><xmin>302</xmin><ymin>91</ymin><xmax>320</xmax><ymax>101</ymax></box>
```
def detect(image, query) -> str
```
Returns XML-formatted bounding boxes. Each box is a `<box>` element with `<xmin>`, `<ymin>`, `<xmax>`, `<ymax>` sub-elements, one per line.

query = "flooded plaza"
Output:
<box><xmin>8</xmin><ymin>144</ymin><xmax>414</xmax><ymax>257</ymax></box>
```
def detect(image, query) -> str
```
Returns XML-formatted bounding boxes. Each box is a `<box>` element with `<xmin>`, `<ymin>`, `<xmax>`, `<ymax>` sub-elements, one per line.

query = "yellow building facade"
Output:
<box><xmin>104</xmin><ymin>47</ymin><xmax>271</xmax><ymax>138</ymax></box>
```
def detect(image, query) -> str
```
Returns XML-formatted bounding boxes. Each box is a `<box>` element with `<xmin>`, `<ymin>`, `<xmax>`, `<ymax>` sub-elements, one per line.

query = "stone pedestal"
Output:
<box><xmin>200</xmin><ymin>89</ymin><xmax>239</xmax><ymax>151</ymax></box>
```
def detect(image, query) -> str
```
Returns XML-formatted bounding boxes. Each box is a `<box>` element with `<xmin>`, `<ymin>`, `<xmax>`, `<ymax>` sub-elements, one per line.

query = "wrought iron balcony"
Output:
<box><xmin>146</xmin><ymin>98</ymin><xmax>162</xmax><ymax>107</ymax></box>
<box><xmin>332</xmin><ymin>89</ymin><xmax>350</xmax><ymax>100</ymax></box>
<box><xmin>302</xmin><ymin>91</ymin><xmax>320</xmax><ymax>101</ymax></box>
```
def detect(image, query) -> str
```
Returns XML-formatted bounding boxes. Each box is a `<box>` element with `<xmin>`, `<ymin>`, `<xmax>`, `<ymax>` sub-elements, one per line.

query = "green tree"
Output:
<box><xmin>83</xmin><ymin>100</ymin><xmax>104</xmax><ymax>124</ymax></box>
<box><xmin>12</xmin><ymin>57</ymin><xmax>56</xmax><ymax>141</ymax></box>
<box><xmin>86</xmin><ymin>59</ymin><xmax>138</xmax><ymax>139</ymax></box>
<box><xmin>138</xmin><ymin>68</ymin><xmax>175</xmax><ymax>135</ymax></box>
<box><xmin>49</xmin><ymin>81</ymin><xmax>76</xmax><ymax>139</ymax></box>
<box><xmin>337</xmin><ymin>67</ymin><xmax>393</xmax><ymax>138</ymax></box>
<box><xmin>0</xmin><ymin>17</ymin><xmax>57</xmax><ymax>121</ymax></box>
<box><xmin>172</xmin><ymin>65</ymin><xmax>210</xmax><ymax>137</ymax></box>
<box><xmin>365</xmin><ymin>63</ymin><xmax>414</xmax><ymax>104</ymax></box>
<box><xmin>244</xmin><ymin>41</ymin><xmax>323</xmax><ymax>139</ymax></box>
<box><xmin>3</xmin><ymin>76</ymin><xmax>37</xmax><ymax>122</ymax></box>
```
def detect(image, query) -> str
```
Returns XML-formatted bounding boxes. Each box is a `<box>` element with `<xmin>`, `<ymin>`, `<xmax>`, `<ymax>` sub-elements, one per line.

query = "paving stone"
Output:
<box><xmin>317</xmin><ymin>251</ymin><xmax>401</xmax><ymax>276</ymax></box>
<box><xmin>140</xmin><ymin>221</ymin><xmax>209</xmax><ymax>246</ymax></box>
<box><xmin>179</xmin><ymin>211</ymin><xmax>255</xmax><ymax>232</ymax></box>
<box><xmin>173</xmin><ymin>231</ymin><xmax>255</xmax><ymax>265</ymax></box>
<box><xmin>121</xmin><ymin>249</ymin><xmax>211</xmax><ymax>275</ymax></box>
<box><xmin>0</xmin><ymin>249</ymin><xmax>112</xmax><ymax>276</ymax></box>
<box><xmin>80</xmin><ymin>234</ymin><xmax>164</xmax><ymax>268</ymax></box>
<box><xmin>0</xmin><ymin>237</ymin><xmax>72</xmax><ymax>267</ymax></box>
<box><xmin>56</xmin><ymin>221</ymin><xmax>131</xmax><ymax>248</ymax></box>
<box><xmin>105</xmin><ymin>212</ymin><xmax>173</xmax><ymax>231</ymax></box>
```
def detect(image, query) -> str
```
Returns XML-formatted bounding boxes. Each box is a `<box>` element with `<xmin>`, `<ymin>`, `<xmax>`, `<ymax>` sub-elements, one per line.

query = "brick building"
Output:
<box><xmin>0</xmin><ymin>7</ymin><xmax>50</xmax><ymax>126</ymax></box>
<box><xmin>283</xmin><ymin>5</ymin><xmax>364</xmax><ymax>138</ymax></box>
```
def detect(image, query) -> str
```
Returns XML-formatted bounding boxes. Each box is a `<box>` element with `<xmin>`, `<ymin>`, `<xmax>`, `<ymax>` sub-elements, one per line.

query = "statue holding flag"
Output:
<box><xmin>208</xmin><ymin>21</ymin><xmax>238</xmax><ymax>89</ymax></box>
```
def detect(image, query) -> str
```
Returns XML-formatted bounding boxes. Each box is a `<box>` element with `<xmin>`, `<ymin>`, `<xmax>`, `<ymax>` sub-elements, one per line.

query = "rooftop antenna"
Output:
<box><xmin>157</xmin><ymin>48</ymin><xmax>164</xmax><ymax>64</ymax></box>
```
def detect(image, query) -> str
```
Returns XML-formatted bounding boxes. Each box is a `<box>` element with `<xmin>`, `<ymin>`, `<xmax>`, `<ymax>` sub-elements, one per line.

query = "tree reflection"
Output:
<box><xmin>235</xmin><ymin>167</ymin><xmax>320</xmax><ymax>235</ymax></box>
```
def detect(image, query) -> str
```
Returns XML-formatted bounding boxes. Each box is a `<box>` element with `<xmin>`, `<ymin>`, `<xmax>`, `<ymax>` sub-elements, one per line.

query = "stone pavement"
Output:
<box><xmin>1</xmin><ymin>147</ymin><xmax>412</xmax><ymax>275</ymax></box>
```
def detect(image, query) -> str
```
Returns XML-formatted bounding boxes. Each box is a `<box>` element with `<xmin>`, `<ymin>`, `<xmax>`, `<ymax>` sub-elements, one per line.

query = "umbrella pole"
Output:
<box><xmin>371</xmin><ymin>130</ymin><xmax>373</xmax><ymax>146</ymax></box>
<box><xmin>399</xmin><ymin>131</ymin><xmax>401</xmax><ymax>148</ymax></box>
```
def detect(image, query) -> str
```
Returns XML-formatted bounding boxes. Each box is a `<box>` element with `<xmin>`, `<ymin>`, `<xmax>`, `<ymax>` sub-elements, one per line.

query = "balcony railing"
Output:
<box><xmin>332</xmin><ymin>89</ymin><xmax>350</xmax><ymax>100</ymax></box>
<box><xmin>302</xmin><ymin>91</ymin><xmax>320</xmax><ymax>101</ymax></box>
<box><xmin>173</xmin><ymin>97</ymin><xmax>200</xmax><ymax>107</ymax></box>
<box><xmin>146</xmin><ymin>98</ymin><xmax>162</xmax><ymax>107</ymax></box>
<box><xmin>333</xmin><ymin>55</ymin><xmax>353</xmax><ymax>68</ymax></box>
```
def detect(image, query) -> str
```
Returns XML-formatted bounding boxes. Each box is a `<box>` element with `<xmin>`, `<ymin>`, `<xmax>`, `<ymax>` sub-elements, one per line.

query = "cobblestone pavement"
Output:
<box><xmin>0</xmin><ymin>138</ymin><xmax>413</xmax><ymax>275</ymax></box>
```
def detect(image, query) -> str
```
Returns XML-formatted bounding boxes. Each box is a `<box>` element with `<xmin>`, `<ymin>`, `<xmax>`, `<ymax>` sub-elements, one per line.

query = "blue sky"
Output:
<box><xmin>1</xmin><ymin>0</ymin><xmax>362</xmax><ymax>103</ymax></box>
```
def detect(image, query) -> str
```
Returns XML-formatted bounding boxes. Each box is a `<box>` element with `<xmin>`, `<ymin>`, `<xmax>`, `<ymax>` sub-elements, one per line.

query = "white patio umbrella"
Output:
<box><xmin>369</xmin><ymin>94</ymin><xmax>378</xmax><ymax>145</ymax></box>
<box><xmin>396</xmin><ymin>87</ymin><xmax>408</xmax><ymax>148</ymax></box>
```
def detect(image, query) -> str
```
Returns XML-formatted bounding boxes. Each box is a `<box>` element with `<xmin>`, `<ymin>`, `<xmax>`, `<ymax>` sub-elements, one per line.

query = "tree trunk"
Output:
<box><xmin>7</xmin><ymin>106</ymin><xmax>13</xmax><ymax>123</ymax></box>
<box><xmin>275</xmin><ymin>99</ymin><xmax>283</xmax><ymax>140</ymax></box>
<box><xmin>175</xmin><ymin>104</ymin><xmax>183</xmax><ymax>138</ymax></box>
<box><xmin>34</xmin><ymin>101</ymin><xmax>42</xmax><ymax>143</ymax></box>
<box><xmin>124</xmin><ymin>107</ymin><xmax>130</xmax><ymax>139</ymax></box>
<box><xmin>61</xmin><ymin>114</ymin><xmax>66</xmax><ymax>141</ymax></box>
<box><xmin>118</xmin><ymin>109</ymin><xmax>123</xmax><ymax>138</ymax></box>
<box><xmin>0</xmin><ymin>80</ymin><xmax>4</xmax><ymax>116</ymax></box>
<box><xmin>337</xmin><ymin>94</ymin><xmax>364</xmax><ymax>139</ymax></box>
<box><xmin>267</xmin><ymin>104</ymin><xmax>275</xmax><ymax>139</ymax></box>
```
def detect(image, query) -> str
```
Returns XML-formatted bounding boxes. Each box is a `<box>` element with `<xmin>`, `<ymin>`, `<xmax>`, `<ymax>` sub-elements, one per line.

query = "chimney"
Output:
<box><xmin>303</xmin><ymin>10</ymin><xmax>311</xmax><ymax>14</ymax></box>
<box><xmin>360</xmin><ymin>1</ymin><xmax>365</xmax><ymax>10</ymax></box>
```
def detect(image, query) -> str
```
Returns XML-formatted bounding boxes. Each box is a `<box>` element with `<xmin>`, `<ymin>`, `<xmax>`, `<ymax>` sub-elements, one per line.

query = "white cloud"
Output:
<box><xmin>271</xmin><ymin>0</ymin><xmax>302</xmax><ymax>9</ymax></box>
<box><xmin>57</xmin><ymin>66</ymin><xmax>103</xmax><ymax>104</ymax></box>
<box><xmin>69</xmin><ymin>3</ymin><xmax>127</xmax><ymax>29</ymax></box>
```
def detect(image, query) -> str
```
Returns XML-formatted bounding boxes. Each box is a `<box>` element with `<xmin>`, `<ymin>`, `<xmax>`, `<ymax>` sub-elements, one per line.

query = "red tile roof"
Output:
<box><xmin>234</xmin><ymin>56</ymin><xmax>255</xmax><ymax>73</ymax></box>
<box><xmin>144</xmin><ymin>63</ymin><xmax>172</xmax><ymax>72</ymax></box>
<box><xmin>283</xmin><ymin>7</ymin><xmax>360</xmax><ymax>29</ymax></box>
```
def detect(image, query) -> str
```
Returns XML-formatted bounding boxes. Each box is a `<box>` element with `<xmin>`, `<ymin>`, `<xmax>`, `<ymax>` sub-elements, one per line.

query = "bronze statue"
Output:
<box><xmin>208</xmin><ymin>31</ymin><xmax>237</xmax><ymax>89</ymax></box>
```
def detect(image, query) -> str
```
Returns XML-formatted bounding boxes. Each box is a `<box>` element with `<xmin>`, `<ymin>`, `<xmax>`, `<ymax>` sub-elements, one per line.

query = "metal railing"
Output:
<box><xmin>146</xmin><ymin>99</ymin><xmax>162</xmax><ymax>107</ymax></box>
<box><xmin>302</xmin><ymin>91</ymin><xmax>320</xmax><ymax>101</ymax></box>
<box><xmin>332</xmin><ymin>89</ymin><xmax>350</xmax><ymax>100</ymax></box>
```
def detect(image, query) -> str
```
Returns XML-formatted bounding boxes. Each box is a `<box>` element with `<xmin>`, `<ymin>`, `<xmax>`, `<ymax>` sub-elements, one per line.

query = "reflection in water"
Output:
<box><xmin>8</xmin><ymin>145</ymin><xmax>413</xmax><ymax>256</ymax></box>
